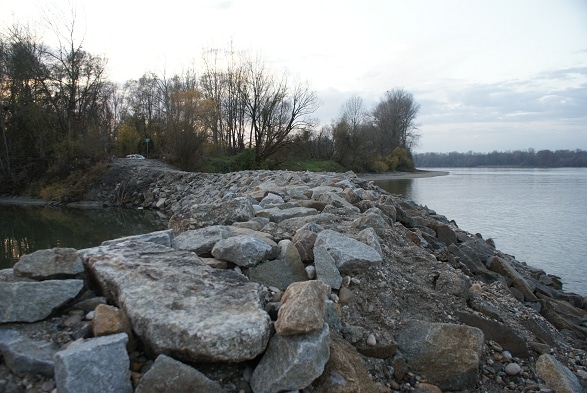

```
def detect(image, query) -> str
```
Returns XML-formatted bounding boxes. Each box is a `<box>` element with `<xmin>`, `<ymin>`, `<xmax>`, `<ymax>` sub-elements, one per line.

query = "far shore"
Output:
<box><xmin>358</xmin><ymin>169</ymin><xmax>449</xmax><ymax>181</ymax></box>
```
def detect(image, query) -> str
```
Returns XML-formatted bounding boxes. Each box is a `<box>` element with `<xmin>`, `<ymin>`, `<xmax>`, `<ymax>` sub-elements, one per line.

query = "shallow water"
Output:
<box><xmin>0</xmin><ymin>205</ymin><xmax>167</xmax><ymax>269</ymax></box>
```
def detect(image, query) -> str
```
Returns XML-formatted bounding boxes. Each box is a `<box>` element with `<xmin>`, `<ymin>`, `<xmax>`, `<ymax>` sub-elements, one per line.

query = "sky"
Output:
<box><xmin>1</xmin><ymin>0</ymin><xmax>586</xmax><ymax>153</ymax></box>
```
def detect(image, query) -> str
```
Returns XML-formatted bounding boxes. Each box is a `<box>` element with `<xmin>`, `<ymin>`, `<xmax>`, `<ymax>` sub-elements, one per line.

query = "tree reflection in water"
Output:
<box><xmin>0</xmin><ymin>205</ymin><xmax>167</xmax><ymax>269</ymax></box>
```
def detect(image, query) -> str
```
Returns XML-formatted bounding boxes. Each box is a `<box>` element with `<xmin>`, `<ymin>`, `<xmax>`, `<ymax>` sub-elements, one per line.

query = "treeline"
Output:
<box><xmin>0</xmin><ymin>21</ymin><xmax>419</xmax><ymax>196</ymax></box>
<box><xmin>414</xmin><ymin>149</ymin><xmax>587</xmax><ymax>168</ymax></box>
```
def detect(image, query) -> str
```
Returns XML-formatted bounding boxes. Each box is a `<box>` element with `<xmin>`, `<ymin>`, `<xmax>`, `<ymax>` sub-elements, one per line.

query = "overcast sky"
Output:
<box><xmin>1</xmin><ymin>0</ymin><xmax>586</xmax><ymax>153</ymax></box>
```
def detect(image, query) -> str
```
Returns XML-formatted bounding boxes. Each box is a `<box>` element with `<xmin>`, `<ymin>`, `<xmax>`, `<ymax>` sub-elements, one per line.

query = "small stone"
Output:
<box><xmin>415</xmin><ymin>382</ymin><xmax>442</xmax><ymax>393</ymax></box>
<box><xmin>505</xmin><ymin>362</ymin><xmax>521</xmax><ymax>376</ymax></box>
<box><xmin>41</xmin><ymin>380</ymin><xmax>56</xmax><ymax>392</ymax></box>
<box><xmin>366</xmin><ymin>334</ymin><xmax>376</xmax><ymax>346</ymax></box>
<box><xmin>502</xmin><ymin>350</ymin><xmax>512</xmax><ymax>360</ymax></box>
<box><xmin>338</xmin><ymin>287</ymin><xmax>355</xmax><ymax>305</ymax></box>
<box><xmin>305</xmin><ymin>265</ymin><xmax>316</xmax><ymax>279</ymax></box>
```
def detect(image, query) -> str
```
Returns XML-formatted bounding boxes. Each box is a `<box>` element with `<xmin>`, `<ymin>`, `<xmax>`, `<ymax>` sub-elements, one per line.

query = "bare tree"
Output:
<box><xmin>372</xmin><ymin>89</ymin><xmax>420</xmax><ymax>154</ymax></box>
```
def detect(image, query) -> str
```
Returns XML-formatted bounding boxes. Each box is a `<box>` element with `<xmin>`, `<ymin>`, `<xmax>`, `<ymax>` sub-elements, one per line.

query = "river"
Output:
<box><xmin>374</xmin><ymin>167</ymin><xmax>587</xmax><ymax>296</ymax></box>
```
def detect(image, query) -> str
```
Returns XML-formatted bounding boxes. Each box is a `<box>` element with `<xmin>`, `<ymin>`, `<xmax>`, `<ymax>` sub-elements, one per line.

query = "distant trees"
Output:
<box><xmin>413</xmin><ymin>149</ymin><xmax>587</xmax><ymax>168</ymax></box>
<box><xmin>330</xmin><ymin>89</ymin><xmax>420</xmax><ymax>172</ymax></box>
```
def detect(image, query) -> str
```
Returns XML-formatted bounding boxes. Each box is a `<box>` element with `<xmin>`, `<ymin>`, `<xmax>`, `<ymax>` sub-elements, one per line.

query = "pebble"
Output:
<box><xmin>502</xmin><ymin>350</ymin><xmax>513</xmax><ymax>360</ymax></box>
<box><xmin>415</xmin><ymin>382</ymin><xmax>442</xmax><ymax>393</ymax></box>
<box><xmin>504</xmin><ymin>362</ymin><xmax>521</xmax><ymax>376</ymax></box>
<box><xmin>367</xmin><ymin>333</ymin><xmax>377</xmax><ymax>346</ymax></box>
<box><xmin>305</xmin><ymin>265</ymin><xmax>316</xmax><ymax>279</ymax></box>
<box><xmin>338</xmin><ymin>287</ymin><xmax>355</xmax><ymax>304</ymax></box>
<box><xmin>41</xmin><ymin>380</ymin><xmax>56</xmax><ymax>392</ymax></box>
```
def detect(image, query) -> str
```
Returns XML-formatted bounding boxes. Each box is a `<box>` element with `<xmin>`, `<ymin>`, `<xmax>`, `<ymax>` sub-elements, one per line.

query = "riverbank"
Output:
<box><xmin>358</xmin><ymin>169</ymin><xmax>449</xmax><ymax>180</ymax></box>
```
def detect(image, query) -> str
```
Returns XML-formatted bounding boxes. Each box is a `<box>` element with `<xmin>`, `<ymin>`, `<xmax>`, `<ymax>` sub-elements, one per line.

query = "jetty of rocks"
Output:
<box><xmin>1</xmin><ymin>161</ymin><xmax>586</xmax><ymax>392</ymax></box>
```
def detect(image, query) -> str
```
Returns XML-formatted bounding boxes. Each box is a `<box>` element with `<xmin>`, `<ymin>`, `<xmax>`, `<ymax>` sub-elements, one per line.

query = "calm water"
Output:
<box><xmin>375</xmin><ymin>168</ymin><xmax>587</xmax><ymax>296</ymax></box>
<box><xmin>0</xmin><ymin>205</ymin><xmax>167</xmax><ymax>269</ymax></box>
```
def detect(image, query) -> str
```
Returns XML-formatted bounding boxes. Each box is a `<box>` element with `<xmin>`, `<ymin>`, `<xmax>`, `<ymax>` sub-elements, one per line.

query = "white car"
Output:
<box><xmin>126</xmin><ymin>154</ymin><xmax>145</xmax><ymax>159</ymax></box>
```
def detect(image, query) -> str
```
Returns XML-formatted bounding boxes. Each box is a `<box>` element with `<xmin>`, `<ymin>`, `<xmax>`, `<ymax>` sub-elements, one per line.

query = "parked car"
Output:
<box><xmin>126</xmin><ymin>154</ymin><xmax>145</xmax><ymax>159</ymax></box>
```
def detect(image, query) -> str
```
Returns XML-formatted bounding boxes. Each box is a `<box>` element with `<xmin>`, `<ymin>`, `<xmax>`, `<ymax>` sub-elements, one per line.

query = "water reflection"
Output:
<box><xmin>0</xmin><ymin>205</ymin><xmax>167</xmax><ymax>269</ymax></box>
<box><xmin>373</xmin><ymin>178</ymin><xmax>414</xmax><ymax>198</ymax></box>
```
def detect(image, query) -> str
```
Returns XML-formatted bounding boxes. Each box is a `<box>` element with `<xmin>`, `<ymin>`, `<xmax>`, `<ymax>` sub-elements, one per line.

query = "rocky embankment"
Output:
<box><xmin>1</xmin><ymin>159</ymin><xmax>586</xmax><ymax>393</ymax></box>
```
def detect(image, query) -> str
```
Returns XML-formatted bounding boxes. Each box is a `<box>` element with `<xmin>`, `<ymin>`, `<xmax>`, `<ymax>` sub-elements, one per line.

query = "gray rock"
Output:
<box><xmin>435</xmin><ymin>269</ymin><xmax>470</xmax><ymax>298</ymax></box>
<box><xmin>436</xmin><ymin>224</ymin><xmax>458</xmax><ymax>246</ymax></box>
<box><xmin>0</xmin><ymin>329</ymin><xmax>57</xmax><ymax>377</ymax></box>
<box><xmin>314</xmin><ymin>230</ymin><xmax>382</xmax><ymax>274</ymax></box>
<box><xmin>135</xmin><ymin>354</ymin><xmax>223</xmax><ymax>393</ymax></box>
<box><xmin>351</xmin><ymin>212</ymin><xmax>390</xmax><ymax>234</ymax></box>
<box><xmin>250</xmin><ymin>324</ymin><xmax>330</xmax><ymax>393</ymax></box>
<box><xmin>0</xmin><ymin>279</ymin><xmax>84</xmax><ymax>323</ymax></box>
<box><xmin>396</xmin><ymin>320</ymin><xmax>484</xmax><ymax>391</ymax></box>
<box><xmin>169</xmin><ymin>197</ymin><xmax>255</xmax><ymax>233</ymax></box>
<box><xmin>292</xmin><ymin>229</ymin><xmax>318</xmax><ymax>262</ymax></box>
<box><xmin>211</xmin><ymin>235</ymin><xmax>275</xmax><ymax>267</ymax></box>
<box><xmin>487</xmin><ymin>256</ymin><xmax>538</xmax><ymax>301</ymax></box>
<box><xmin>246</xmin><ymin>258</ymin><xmax>308</xmax><ymax>290</ymax></box>
<box><xmin>173</xmin><ymin>225</ymin><xmax>232</xmax><ymax>256</ymax></box>
<box><xmin>456</xmin><ymin>311</ymin><xmax>529</xmax><ymax>357</ymax></box>
<box><xmin>275</xmin><ymin>280</ymin><xmax>329</xmax><ymax>335</ymax></box>
<box><xmin>101</xmin><ymin>229</ymin><xmax>174</xmax><ymax>248</ymax></box>
<box><xmin>314</xmin><ymin>245</ymin><xmax>343</xmax><ymax>290</ymax></box>
<box><xmin>83</xmin><ymin>241</ymin><xmax>271</xmax><ymax>362</ymax></box>
<box><xmin>357</xmin><ymin>227</ymin><xmax>383</xmax><ymax>257</ymax></box>
<box><xmin>536</xmin><ymin>354</ymin><xmax>584</xmax><ymax>393</ymax></box>
<box><xmin>13</xmin><ymin>248</ymin><xmax>84</xmax><ymax>280</ymax></box>
<box><xmin>256</xmin><ymin>206</ymin><xmax>319</xmax><ymax>223</ymax></box>
<box><xmin>54</xmin><ymin>333</ymin><xmax>132</xmax><ymax>393</ymax></box>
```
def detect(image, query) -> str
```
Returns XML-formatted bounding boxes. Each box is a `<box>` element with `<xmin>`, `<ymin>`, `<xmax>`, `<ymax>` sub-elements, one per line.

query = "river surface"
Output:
<box><xmin>0</xmin><ymin>205</ymin><xmax>167</xmax><ymax>269</ymax></box>
<box><xmin>375</xmin><ymin>167</ymin><xmax>587</xmax><ymax>296</ymax></box>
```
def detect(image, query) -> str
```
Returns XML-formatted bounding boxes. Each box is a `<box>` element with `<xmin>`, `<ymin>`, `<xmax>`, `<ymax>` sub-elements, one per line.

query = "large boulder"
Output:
<box><xmin>13</xmin><ymin>248</ymin><xmax>84</xmax><ymax>280</ymax></box>
<box><xmin>314</xmin><ymin>230</ymin><xmax>382</xmax><ymax>274</ymax></box>
<box><xmin>83</xmin><ymin>240</ymin><xmax>271</xmax><ymax>363</ymax></box>
<box><xmin>250</xmin><ymin>324</ymin><xmax>331</xmax><ymax>393</ymax></box>
<box><xmin>256</xmin><ymin>206</ymin><xmax>319</xmax><ymax>223</ymax></box>
<box><xmin>0</xmin><ymin>279</ymin><xmax>84</xmax><ymax>323</ymax></box>
<box><xmin>396</xmin><ymin>320</ymin><xmax>484</xmax><ymax>391</ymax></box>
<box><xmin>54</xmin><ymin>333</ymin><xmax>132</xmax><ymax>393</ymax></box>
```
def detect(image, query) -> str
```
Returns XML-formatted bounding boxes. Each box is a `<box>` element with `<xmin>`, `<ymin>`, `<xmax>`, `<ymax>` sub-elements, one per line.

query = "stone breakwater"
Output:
<box><xmin>1</xmin><ymin>164</ymin><xmax>587</xmax><ymax>393</ymax></box>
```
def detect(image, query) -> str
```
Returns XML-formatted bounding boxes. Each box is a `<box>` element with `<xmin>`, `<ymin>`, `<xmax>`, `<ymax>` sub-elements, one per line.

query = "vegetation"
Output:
<box><xmin>0</xmin><ymin>17</ymin><xmax>420</xmax><ymax>198</ymax></box>
<box><xmin>414</xmin><ymin>149</ymin><xmax>587</xmax><ymax>168</ymax></box>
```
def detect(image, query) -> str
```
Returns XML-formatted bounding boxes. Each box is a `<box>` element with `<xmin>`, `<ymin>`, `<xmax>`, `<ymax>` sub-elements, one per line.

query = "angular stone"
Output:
<box><xmin>351</xmin><ymin>212</ymin><xmax>390</xmax><ymax>234</ymax></box>
<box><xmin>435</xmin><ymin>269</ymin><xmax>470</xmax><ymax>298</ymax></box>
<box><xmin>256</xmin><ymin>206</ymin><xmax>318</xmax><ymax>223</ymax></box>
<box><xmin>436</xmin><ymin>224</ymin><xmax>458</xmax><ymax>246</ymax></box>
<box><xmin>13</xmin><ymin>248</ymin><xmax>84</xmax><ymax>280</ymax></box>
<box><xmin>314</xmin><ymin>230</ymin><xmax>382</xmax><ymax>274</ymax></box>
<box><xmin>536</xmin><ymin>354</ymin><xmax>584</xmax><ymax>393</ymax></box>
<box><xmin>135</xmin><ymin>354</ymin><xmax>223</xmax><ymax>393</ymax></box>
<box><xmin>246</xmin><ymin>258</ymin><xmax>308</xmax><ymax>290</ymax></box>
<box><xmin>275</xmin><ymin>280</ymin><xmax>329</xmax><ymax>335</ymax></box>
<box><xmin>54</xmin><ymin>333</ymin><xmax>132</xmax><ymax>393</ymax></box>
<box><xmin>0</xmin><ymin>329</ymin><xmax>57</xmax><ymax>378</ymax></box>
<box><xmin>168</xmin><ymin>197</ymin><xmax>255</xmax><ymax>233</ymax></box>
<box><xmin>92</xmin><ymin>304</ymin><xmax>135</xmax><ymax>350</ymax></box>
<box><xmin>292</xmin><ymin>229</ymin><xmax>318</xmax><ymax>262</ymax></box>
<box><xmin>456</xmin><ymin>311</ymin><xmax>529</xmax><ymax>357</ymax></box>
<box><xmin>0</xmin><ymin>279</ymin><xmax>84</xmax><ymax>323</ymax></box>
<box><xmin>318</xmin><ymin>192</ymin><xmax>360</xmax><ymax>214</ymax></box>
<box><xmin>487</xmin><ymin>256</ymin><xmax>538</xmax><ymax>301</ymax></box>
<box><xmin>250</xmin><ymin>324</ymin><xmax>330</xmax><ymax>393</ymax></box>
<box><xmin>357</xmin><ymin>227</ymin><xmax>383</xmax><ymax>257</ymax></box>
<box><xmin>101</xmin><ymin>229</ymin><xmax>174</xmax><ymax>248</ymax></box>
<box><xmin>83</xmin><ymin>241</ymin><xmax>271</xmax><ymax>362</ymax></box>
<box><xmin>211</xmin><ymin>235</ymin><xmax>275</xmax><ymax>267</ymax></box>
<box><xmin>313</xmin><ymin>333</ymin><xmax>380</xmax><ymax>393</ymax></box>
<box><xmin>396</xmin><ymin>320</ymin><xmax>484</xmax><ymax>391</ymax></box>
<box><xmin>314</xmin><ymin>245</ymin><xmax>343</xmax><ymax>290</ymax></box>
<box><xmin>172</xmin><ymin>225</ymin><xmax>232</xmax><ymax>256</ymax></box>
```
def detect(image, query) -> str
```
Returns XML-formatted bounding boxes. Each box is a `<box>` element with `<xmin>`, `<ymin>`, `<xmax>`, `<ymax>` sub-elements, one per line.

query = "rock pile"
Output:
<box><xmin>1</xmin><ymin>165</ymin><xmax>586</xmax><ymax>392</ymax></box>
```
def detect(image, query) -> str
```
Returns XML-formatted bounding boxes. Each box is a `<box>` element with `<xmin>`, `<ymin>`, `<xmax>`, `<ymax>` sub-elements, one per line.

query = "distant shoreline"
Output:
<box><xmin>358</xmin><ymin>169</ymin><xmax>449</xmax><ymax>181</ymax></box>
